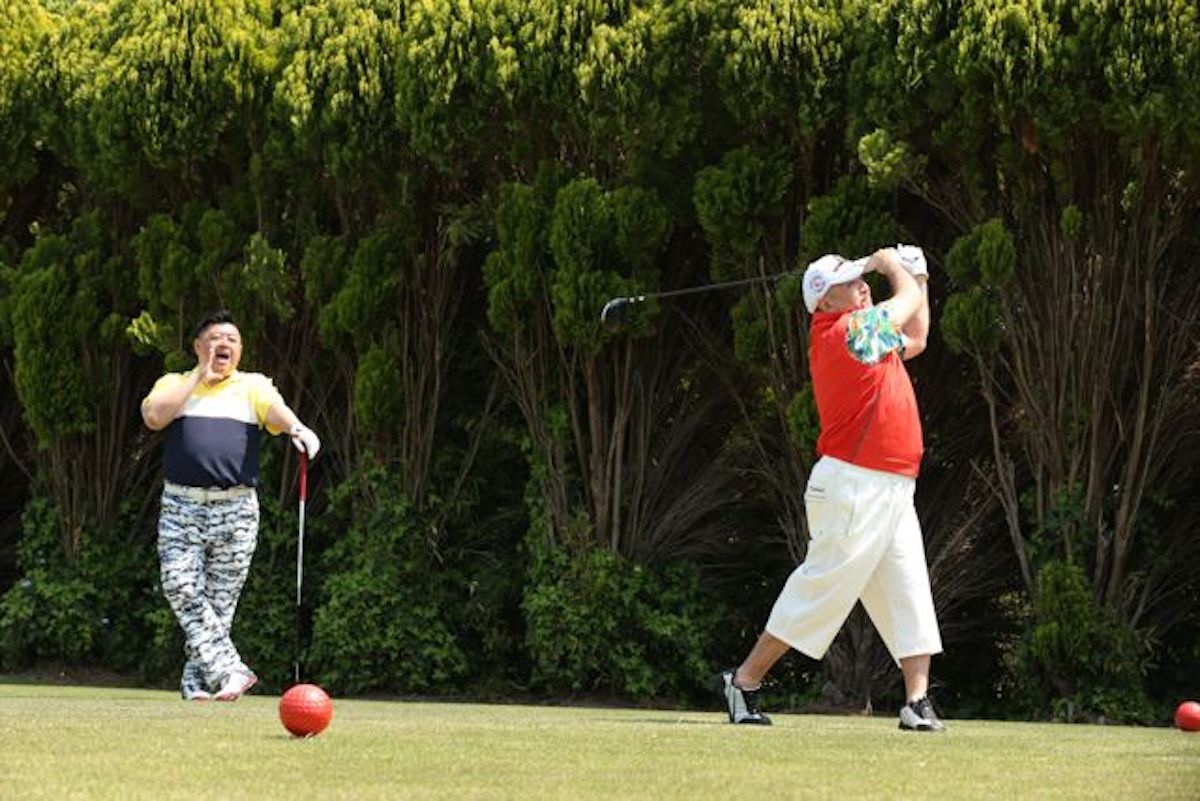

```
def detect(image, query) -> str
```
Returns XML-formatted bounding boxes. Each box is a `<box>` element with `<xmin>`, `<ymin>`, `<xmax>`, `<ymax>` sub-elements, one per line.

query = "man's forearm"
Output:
<box><xmin>873</xmin><ymin>249</ymin><xmax>924</xmax><ymax>326</ymax></box>
<box><xmin>896</xmin><ymin>275</ymin><xmax>930</xmax><ymax>360</ymax></box>
<box><xmin>266</xmin><ymin>402</ymin><xmax>302</xmax><ymax>434</ymax></box>
<box><xmin>902</xmin><ymin>277</ymin><xmax>930</xmax><ymax>341</ymax></box>
<box><xmin>268</xmin><ymin>402</ymin><xmax>321</xmax><ymax>459</ymax></box>
<box><xmin>142</xmin><ymin>371</ymin><xmax>202</xmax><ymax>431</ymax></box>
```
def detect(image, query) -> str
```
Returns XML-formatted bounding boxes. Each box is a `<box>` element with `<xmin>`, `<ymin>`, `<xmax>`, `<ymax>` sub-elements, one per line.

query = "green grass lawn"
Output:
<box><xmin>1</xmin><ymin>682</ymin><xmax>1196</xmax><ymax>800</ymax></box>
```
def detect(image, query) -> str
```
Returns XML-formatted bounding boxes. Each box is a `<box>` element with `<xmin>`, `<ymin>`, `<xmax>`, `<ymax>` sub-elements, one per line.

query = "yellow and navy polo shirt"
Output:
<box><xmin>143</xmin><ymin>370</ymin><xmax>284</xmax><ymax>488</ymax></box>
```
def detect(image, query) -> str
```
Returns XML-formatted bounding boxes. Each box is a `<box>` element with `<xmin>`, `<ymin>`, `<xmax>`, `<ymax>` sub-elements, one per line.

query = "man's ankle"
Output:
<box><xmin>733</xmin><ymin>667</ymin><xmax>762</xmax><ymax>692</ymax></box>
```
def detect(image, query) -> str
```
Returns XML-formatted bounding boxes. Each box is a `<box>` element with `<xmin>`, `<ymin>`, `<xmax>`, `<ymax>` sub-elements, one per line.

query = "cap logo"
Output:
<box><xmin>808</xmin><ymin>274</ymin><xmax>827</xmax><ymax>294</ymax></box>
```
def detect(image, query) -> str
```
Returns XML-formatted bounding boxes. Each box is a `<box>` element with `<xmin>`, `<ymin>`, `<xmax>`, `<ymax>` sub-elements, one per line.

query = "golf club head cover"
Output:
<box><xmin>289</xmin><ymin>423</ymin><xmax>321</xmax><ymax>459</ymax></box>
<box><xmin>895</xmin><ymin>244</ymin><xmax>928</xmax><ymax>278</ymax></box>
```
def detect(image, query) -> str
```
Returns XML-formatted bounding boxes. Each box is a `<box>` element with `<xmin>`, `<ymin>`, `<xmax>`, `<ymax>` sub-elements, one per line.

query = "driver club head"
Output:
<box><xmin>600</xmin><ymin>296</ymin><xmax>644</xmax><ymax>332</ymax></box>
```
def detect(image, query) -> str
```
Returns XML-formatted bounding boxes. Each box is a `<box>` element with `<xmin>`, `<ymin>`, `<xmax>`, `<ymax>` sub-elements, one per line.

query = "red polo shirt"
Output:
<box><xmin>809</xmin><ymin>307</ymin><xmax>923</xmax><ymax>477</ymax></box>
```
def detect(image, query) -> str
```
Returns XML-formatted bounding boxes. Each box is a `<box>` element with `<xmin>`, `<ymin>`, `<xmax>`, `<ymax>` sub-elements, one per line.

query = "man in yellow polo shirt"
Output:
<box><xmin>141</xmin><ymin>310</ymin><xmax>320</xmax><ymax>701</ymax></box>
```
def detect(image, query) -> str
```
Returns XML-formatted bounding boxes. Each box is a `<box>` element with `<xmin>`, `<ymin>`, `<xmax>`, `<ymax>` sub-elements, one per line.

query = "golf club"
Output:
<box><xmin>600</xmin><ymin>271</ymin><xmax>800</xmax><ymax>331</ymax></box>
<box><xmin>599</xmin><ymin>255</ymin><xmax>879</xmax><ymax>331</ymax></box>
<box><xmin>294</xmin><ymin>451</ymin><xmax>308</xmax><ymax>685</ymax></box>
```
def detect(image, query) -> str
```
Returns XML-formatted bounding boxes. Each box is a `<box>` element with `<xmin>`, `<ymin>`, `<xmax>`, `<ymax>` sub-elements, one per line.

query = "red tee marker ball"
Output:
<box><xmin>279</xmin><ymin>684</ymin><xmax>334</xmax><ymax>737</ymax></box>
<box><xmin>1175</xmin><ymin>701</ymin><xmax>1200</xmax><ymax>732</ymax></box>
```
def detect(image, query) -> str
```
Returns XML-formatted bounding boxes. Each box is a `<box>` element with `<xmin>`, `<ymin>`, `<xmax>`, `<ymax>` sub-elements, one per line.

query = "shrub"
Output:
<box><xmin>306</xmin><ymin>466</ymin><xmax>469</xmax><ymax>695</ymax></box>
<box><xmin>0</xmin><ymin>497</ymin><xmax>158</xmax><ymax>674</ymax></box>
<box><xmin>523</xmin><ymin>530</ymin><xmax>725</xmax><ymax>702</ymax></box>
<box><xmin>999</xmin><ymin>560</ymin><xmax>1156</xmax><ymax>723</ymax></box>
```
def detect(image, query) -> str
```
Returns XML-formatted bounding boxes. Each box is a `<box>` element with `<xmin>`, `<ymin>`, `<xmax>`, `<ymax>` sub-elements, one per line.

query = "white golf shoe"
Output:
<box><xmin>716</xmin><ymin>669</ymin><xmax>772</xmax><ymax>725</ymax></box>
<box><xmin>899</xmin><ymin>696</ymin><xmax>946</xmax><ymax>732</ymax></box>
<box><xmin>215</xmin><ymin>669</ymin><xmax>257</xmax><ymax>701</ymax></box>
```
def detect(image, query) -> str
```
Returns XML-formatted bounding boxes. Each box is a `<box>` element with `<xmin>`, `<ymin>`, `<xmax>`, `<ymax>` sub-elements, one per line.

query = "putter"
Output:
<box><xmin>294</xmin><ymin>451</ymin><xmax>308</xmax><ymax>685</ymax></box>
<box><xmin>599</xmin><ymin>271</ymin><xmax>799</xmax><ymax>331</ymax></box>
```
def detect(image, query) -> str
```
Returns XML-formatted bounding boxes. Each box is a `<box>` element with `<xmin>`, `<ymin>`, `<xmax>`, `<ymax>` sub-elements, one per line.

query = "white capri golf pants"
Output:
<box><xmin>765</xmin><ymin>456</ymin><xmax>942</xmax><ymax>663</ymax></box>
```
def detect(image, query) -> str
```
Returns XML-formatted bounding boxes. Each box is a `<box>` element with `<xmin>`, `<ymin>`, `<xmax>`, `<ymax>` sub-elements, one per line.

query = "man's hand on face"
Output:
<box><xmin>198</xmin><ymin>343</ymin><xmax>226</xmax><ymax>385</ymax></box>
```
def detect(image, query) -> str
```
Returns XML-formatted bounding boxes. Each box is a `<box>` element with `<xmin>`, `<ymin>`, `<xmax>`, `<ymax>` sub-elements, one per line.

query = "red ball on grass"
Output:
<box><xmin>1174</xmin><ymin>700</ymin><xmax>1200</xmax><ymax>732</ymax></box>
<box><xmin>279</xmin><ymin>683</ymin><xmax>334</xmax><ymax>738</ymax></box>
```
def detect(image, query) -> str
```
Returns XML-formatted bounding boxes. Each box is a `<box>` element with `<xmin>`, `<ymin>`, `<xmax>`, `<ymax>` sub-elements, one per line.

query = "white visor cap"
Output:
<box><xmin>802</xmin><ymin>254</ymin><xmax>870</xmax><ymax>313</ymax></box>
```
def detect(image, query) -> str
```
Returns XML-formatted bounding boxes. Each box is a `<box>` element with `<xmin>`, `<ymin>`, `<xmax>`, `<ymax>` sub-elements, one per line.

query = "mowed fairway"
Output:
<box><xmin>1</xmin><ymin>683</ymin><xmax>1197</xmax><ymax>800</ymax></box>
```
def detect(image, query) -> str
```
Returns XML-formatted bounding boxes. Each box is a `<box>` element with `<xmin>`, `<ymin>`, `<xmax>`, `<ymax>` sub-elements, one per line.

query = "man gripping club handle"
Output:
<box><xmin>141</xmin><ymin>310</ymin><xmax>320</xmax><ymax>702</ymax></box>
<box><xmin>289</xmin><ymin>422</ymin><xmax>321</xmax><ymax>460</ymax></box>
<box><xmin>717</xmin><ymin>245</ymin><xmax>945</xmax><ymax>732</ymax></box>
<box><xmin>895</xmin><ymin>244</ymin><xmax>929</xmax><ymax>278</ymax></box>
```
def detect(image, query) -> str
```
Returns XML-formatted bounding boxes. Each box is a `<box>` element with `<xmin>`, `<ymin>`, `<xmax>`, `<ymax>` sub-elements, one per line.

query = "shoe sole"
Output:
<box><xmin>899</xmin><ymin>722</ymin><xmax>946</xmax><ymax>733</ymax></box>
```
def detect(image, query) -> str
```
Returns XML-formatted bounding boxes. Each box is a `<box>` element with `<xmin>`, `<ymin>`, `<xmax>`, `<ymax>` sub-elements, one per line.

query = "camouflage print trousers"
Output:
<box><xmin>157</xmin><ymin>484</ymin><xmax>259</xmax><ymax>698</ymax></box>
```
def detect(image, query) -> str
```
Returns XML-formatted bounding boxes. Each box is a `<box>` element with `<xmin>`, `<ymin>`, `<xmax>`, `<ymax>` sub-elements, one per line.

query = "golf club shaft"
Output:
<box><xmin>294</xmin><ymin>452</ymin><xmax>308</xmax><ymax>685</ymax></box>
<box><xmin>619</xmin><ymin>270</ymin><xmax>798</xmax><ymax>303</ymax></box>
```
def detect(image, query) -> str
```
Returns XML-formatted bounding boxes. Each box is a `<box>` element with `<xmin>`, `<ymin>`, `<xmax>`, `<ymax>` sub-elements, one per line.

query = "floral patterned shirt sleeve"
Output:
<box><xmin>845</xmin><ymin>305</ymin><xmax>905</xmax><ymax>365</ymax></box>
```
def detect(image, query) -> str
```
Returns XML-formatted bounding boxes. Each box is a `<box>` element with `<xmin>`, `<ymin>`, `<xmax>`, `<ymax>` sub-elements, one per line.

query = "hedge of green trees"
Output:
<box><xmin>1</xmin><ymin>0</ymin><xmax>1197</xmax><ymax>723</ymax></box>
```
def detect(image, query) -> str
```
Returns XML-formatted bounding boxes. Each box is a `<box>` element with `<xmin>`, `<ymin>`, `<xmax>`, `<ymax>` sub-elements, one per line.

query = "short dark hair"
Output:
<box><xmin>191</xmin><ymin>309</ymin><xmax>237</xmax><ymax>340</ymax></box>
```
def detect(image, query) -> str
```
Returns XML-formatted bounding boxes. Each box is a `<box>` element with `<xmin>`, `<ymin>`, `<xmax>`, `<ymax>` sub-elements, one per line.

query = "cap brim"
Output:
<box><xmin>829</xmin><ymin>256</ymin><xmax>869</xmax><ymax>287</ymax></box>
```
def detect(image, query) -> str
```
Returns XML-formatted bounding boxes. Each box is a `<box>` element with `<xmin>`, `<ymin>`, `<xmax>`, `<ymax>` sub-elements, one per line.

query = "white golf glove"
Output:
<box><xmin>289</xmin><ymin>423</ymin><xmax>321</xmax><ymax>459</ymax></box>
<box><xmin>895</xmin><ymin>244</ymin><xmax>929</xmax><ymax>278</ymax></box>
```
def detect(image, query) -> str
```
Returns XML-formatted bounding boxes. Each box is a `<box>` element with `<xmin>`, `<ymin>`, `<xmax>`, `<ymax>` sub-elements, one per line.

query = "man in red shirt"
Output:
<box><xmin>718</xmin><ymin>246</ymin><xmax>945</xmax><ymax>732</ymax></box>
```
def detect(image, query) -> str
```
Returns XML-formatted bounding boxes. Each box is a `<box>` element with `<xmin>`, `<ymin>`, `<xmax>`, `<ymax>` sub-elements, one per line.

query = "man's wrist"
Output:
<box><xmin>872</xmin><ymin>249</ymin><xmax>902</xmax><ymax>276</ymax></box>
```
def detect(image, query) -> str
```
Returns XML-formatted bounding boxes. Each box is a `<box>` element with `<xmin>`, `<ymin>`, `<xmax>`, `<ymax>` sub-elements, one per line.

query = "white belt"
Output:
<box><xmin>818</xmin><ymin>456</ymin><xmax>915</xmax><ymax>487</ymax></box>
<box><xmin>163</xmin><ymin>481</ymin><xmax>255</xmax><ymax>502</ymax></box>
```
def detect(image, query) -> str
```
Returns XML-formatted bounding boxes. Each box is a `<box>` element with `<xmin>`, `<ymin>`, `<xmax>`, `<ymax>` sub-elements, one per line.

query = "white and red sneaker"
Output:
<box><xmin>215</xmin><ymin>669</ymin><xmax>257</xmax><ymax>701</ymax></box>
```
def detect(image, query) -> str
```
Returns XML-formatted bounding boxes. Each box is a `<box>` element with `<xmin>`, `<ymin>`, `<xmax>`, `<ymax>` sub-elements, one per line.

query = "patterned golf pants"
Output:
<box><xmin>157</xmin><ymin>484</ymin><xmax>259</xmax><ymax>697</ymax></box>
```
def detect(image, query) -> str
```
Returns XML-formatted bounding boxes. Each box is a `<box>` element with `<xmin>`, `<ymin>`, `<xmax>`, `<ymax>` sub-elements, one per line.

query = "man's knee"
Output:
<box><xmin>160</xmin><ymin>566</ymin><xmax>202</xmax><ymax>605</ymax></box>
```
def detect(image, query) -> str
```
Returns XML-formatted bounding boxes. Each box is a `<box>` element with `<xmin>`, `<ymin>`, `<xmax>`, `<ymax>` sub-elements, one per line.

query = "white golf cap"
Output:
<box><xmin>802</xmin><ymin>254</ymin><xmax>869</xmax><ymax>313</ymax></box>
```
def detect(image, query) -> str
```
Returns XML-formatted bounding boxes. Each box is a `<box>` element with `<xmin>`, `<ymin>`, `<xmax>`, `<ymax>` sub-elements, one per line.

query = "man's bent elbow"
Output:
<box><xmin>142</xmin><ymin>404</ymin><xmax>169</xmax><ymax>431</ymax></box>
<box><xmin>903</xmin><ymin>337</ymin><xmax>928</xmax><ymax>360</ymax></box>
